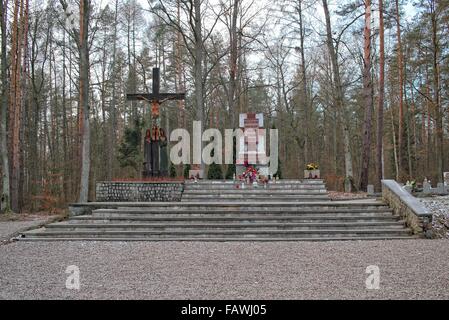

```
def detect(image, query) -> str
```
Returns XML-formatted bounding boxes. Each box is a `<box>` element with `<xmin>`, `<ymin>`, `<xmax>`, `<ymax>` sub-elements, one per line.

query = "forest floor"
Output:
<box><xmin>419</xmin><ymin>196</ymin><xmax>449</xmax><ymax>239</ymax></box>
<box><xmin>0</xmin><ymin>239</ymin><xmax>448</xmax><ymax>299</ymax></box>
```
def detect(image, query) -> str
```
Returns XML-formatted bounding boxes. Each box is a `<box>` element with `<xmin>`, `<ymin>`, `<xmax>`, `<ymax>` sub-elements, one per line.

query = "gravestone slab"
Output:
<box><xmin>367</xmin><ymin>185</ymin><xmax>375</xmax><ymax>196</ymax></box>
<box><xmin>437</xmin><ymin>183</ymin><xmax>445</xmax><ymax>195</ymax></box>
<box><xmin>444</xmin><ymin>172</ymin><xmax>449</xmax><ymax>186</ymax></box>
<box><xmin>423</xmin><ymin>181</ymin><xmax>431</xmax><ymax>194</ymax></box>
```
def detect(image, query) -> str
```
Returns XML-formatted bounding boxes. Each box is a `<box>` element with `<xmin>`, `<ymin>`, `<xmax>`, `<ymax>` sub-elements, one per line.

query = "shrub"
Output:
<box><xmin>207</xmin><ymin>163</ymin><xmax>223</xmax><ymax>180</ymax></box>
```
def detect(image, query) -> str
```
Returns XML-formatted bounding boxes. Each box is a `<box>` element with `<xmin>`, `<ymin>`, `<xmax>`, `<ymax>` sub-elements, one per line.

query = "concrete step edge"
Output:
<box><xmin>23</xmin><ymin>229</ymin><xmax>412</xmax><ymax>236</ymax></box>
<box><xmin>18</xmin><ymin>236</ymin><xmax>417</xmax><ymax>242</ymax></box>
<box><xmin>47</xmin><ymin>222</ymin><xmax>406</xmax><ymax>229</ymax></box>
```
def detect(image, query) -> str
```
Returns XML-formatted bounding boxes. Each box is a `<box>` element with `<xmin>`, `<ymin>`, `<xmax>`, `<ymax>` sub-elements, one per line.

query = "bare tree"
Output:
<box><xmin>322</xmin><ymin>0</ymin><xmax>354</xmax><ymax>192</ymax></box>
<box><xmin>0</xmin><ymin>0</ymin><xmax>11</xmax><ymax>212</ymax></box>
<box><xmin>9</xmin><ymin>0</ymin><xmax>29</xmax><ymax>212</ymax></box>
<box><xmin>59</xmin><ymin>0</ymin><xmax>91</xmax><ymax>202</ymax></box>
<box><xmin>360</xmin><ymin>0</ymin><xmax>373</xmax><ymax>191</ymax></box>
<box><xmin>395</xmin><ymin>0</ymin><xmax>404</xmax><ymax>179</ymax></box>
<box><xmin>376</xmin><ymin>0</ymin><xmax>385</xmax><ymax>190</ymax></box>
<box><xmin>150</xmin><ymin>0</ymin><xmax>224</xmax><ymax>172</ymax></box>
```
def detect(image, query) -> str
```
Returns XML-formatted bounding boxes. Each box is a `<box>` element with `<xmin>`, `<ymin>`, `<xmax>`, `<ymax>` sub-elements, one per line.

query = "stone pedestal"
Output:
<box><xmin>304</xmin><ymin>170</ymin><xmax>320</xmax><ymax>179</ymax></box>
<box><xmin>189</xmin><ymin>170</ymin><xmax>204</xmax><ymax>179</ymax></box>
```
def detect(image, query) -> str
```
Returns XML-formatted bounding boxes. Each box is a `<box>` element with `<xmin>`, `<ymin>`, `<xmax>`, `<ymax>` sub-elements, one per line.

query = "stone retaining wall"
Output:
<box><xmin>382</xmin><ymin>180</ymin><xmax>433</xmax><ymax>237</ymax></box>
<box><xmin>96</xmin><ymin>182</ymin><xmax>184</xmax><ymax>202</ymax></box>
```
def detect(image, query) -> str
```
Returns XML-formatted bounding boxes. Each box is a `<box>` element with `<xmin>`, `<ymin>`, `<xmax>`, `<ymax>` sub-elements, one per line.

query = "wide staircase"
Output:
<box><xmin>182</xmin><ymin>180</ymin><xmax>330</xmax><ymax>202</ymax></box>
<box><xmin>20</xmin><ymin>180</ymin><xmax>415</xmax><ymax>241</ymax></box>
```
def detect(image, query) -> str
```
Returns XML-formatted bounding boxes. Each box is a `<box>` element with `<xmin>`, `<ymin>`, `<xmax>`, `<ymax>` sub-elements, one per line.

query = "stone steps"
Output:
<box><xmin>181</xmin><ymin>196</ymin><xmax>330</xmax><ymax>202</ymax></box>
<box><xmin>182</xmin><ymin>180</ymin><xmax>330</xmax><ymax>202</ymax></box>
<box><xmin>45</xmin><ymin>221</ymin><xmax>406</xmax><ymax>231</ymax></box>
<box><xmin>90</xmin><ymin>206</ymin><xmax>394</xmax><ymax>217</ymax></box>
<box><xmin>19</xmin><ymin>236</ymin><xmax>416</xmax><ymax>242</ymax></box>
<box><xmin>70</xmin><ymin>216</ymin><xmax>400</xmax><ymax>224</ymax></box>
<box><xmin>95</xmin><ymin>204</ymin><xmax>391</xmax><ymax>213</ymax></box>
<box><xmin>19</xmin><ymin>180</ymin><xmax>416</xmax><ymax>242</ymax></box>
<box><xmin>182</xmin><ymin>193</ymin><xmax>329</xmax><ymax>198</ymax></box>
<box><xmin>96</xmin><ymin>201</ymin><xmax>386</xmax><ymax>208</ymax></box>
<box><xmin>184</xmin><ymin>185</ymin><xmax>326</xmax><ymax>190</ymax></box>
<box><xmin>23</xmin><ymin>228</ymin><xmax>412</xmax><ymax>240</ymax></box>
<box><xmin>91</xmin><ymin>213</ymin><xmax>397</xmax><ymax>220</ymax></box>
<box><xmin>186</xmin><ymin>180</ymin><xmax>325</xmax><ymax>184</ymax></box>
<box><xmin>184</xmin><ymin>181</ymin><xmax>326</xmax><ymax>189</ymax></box>
<box><xmin>183</xmin><ymin>190</ymin><xmax>329</xmax><ymax>194</ymax></box>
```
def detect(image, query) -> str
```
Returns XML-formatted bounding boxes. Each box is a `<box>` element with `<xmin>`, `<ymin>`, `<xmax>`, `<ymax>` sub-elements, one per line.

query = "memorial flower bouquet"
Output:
<box><xmin>305</xmin><ymin>163</ymin><xmax>320</xmax><ymax>179</ymax></box>
<box><xmin>306</xmin><ymin>163</ymin><xmax>319</xmax><ymax>170</ymax></box>
<box><xmin>240</xmin><ymin>166</ymin><xmax>259</xmax><ymax>183</ymax></box>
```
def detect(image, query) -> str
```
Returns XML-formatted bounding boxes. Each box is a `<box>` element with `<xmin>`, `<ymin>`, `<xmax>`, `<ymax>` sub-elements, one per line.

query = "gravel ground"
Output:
<box><xmin>0</xmin><ymin>219</ymin><xmax>49</xmax><ymax>241</ymax></box>
<box><xmin>419</xmin><ymin>196</ymin><xmax>449</xmax><ymax>238</ymax></box>
<box><xmin>1</xmin><ymin>240</ymin><xmax>448</xmax><ymax>300</ymax></box>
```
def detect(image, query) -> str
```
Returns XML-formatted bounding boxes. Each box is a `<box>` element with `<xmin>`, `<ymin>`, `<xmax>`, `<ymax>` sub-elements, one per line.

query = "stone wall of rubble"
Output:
<box><xmin>96</xmin><ymin>182</ymin><xmax>184</xmax><ymax>202</ymax></box>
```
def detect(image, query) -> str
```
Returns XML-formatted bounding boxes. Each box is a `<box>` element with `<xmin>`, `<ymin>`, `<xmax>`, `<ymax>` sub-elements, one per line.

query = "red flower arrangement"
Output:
<box><xmin>240</xmin><ymin>165</ymin><xmax>259</xmax><ymax>182</ymax></box>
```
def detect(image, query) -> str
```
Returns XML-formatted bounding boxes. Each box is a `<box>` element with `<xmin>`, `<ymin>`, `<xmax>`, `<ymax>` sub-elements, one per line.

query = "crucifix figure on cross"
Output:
<box><xmin>127</xmin><ymin>67</ymin><xmax>186</xmax><ymax>178</ymax></box>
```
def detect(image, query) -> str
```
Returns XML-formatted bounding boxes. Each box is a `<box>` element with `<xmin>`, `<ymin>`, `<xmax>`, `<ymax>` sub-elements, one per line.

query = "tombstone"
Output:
<box><xmin>444</xmin><ymin>172</ymin><xmax>449</xmax><ymax>186</ymax></box>
<box><xmin>437</xmin><ymin>183</ymin><xmax>445</xmax><ymax>195</ymax></box>
<box><xmin>236</xmin><ymin>113</ymin><xmax>269</xmax><ymax>178</ymax></box>
<box><xmin>367</xmin><ymin>185</ymin><xmax>375</xmax><ymax>196</ymax></box>
<box><xmin>403</xmin><ymin>185</ymin><xmax>413</xmax><ymax>194</ymax></box>
<box><xmin>423</xmin><ymin>180</ymin><xmax>431</xmax><ymax>195</ymax></box>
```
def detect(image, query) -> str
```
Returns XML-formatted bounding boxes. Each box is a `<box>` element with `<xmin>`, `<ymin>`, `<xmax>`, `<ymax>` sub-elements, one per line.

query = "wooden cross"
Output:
<box><xmin>126</xmin><ymin>67</ymin><xmax>185</xmax><ymax>119</ymax></box>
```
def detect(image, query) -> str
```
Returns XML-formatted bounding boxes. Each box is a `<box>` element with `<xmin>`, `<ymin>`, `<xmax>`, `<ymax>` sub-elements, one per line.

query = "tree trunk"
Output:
<box><xmin>360</xmin><ymin>0</ymin><xmax>373</xmax><ymax>191</ymax></box>
<box><xmin>194</xmin><ymin>0</ymin><xmax>204</xmax><ymax>172</ymax></box>
<box><xmin>9</xmin><ymin>0</ymin><xmax>27</xmax><ymax>212</ymax></box>
<box><xmin>229</xmin><ymin>0</ymin><xmax>239</xmax><ymax>129</ymax></box>
<box><xmin>176</xmin><ymin>0</ymin><xmax>185</xmax><ymax>129</ymax></box>
<box><xmin>78</xmin><ymin>0</ymin><xmax>90</xmax><ymax>202</ymax></box>
<box><xmin>298</xmin><ymin>0</ymin><xmax>309</xmax><ymax>166</ymax></box>
<box><xmin>376</xmin><ymin>0</ymin><xmax>385</xmax><ymax>190</ymax></box>
<box><xmin>430</xmin><ymin>3</ymin><xmax>443</xmax><ymax>183</ymax></box>
<box><xmin>62</xmin><ymin>30</ymin><xmax>70</xmax><ymax>202</ymax></box>
<box><xmin>395</xmin><ymin>0</ymin><xmax>404</xmax><ymax>179</ymax></box>
<box><xmin>0</xmin><ymin>0</ymin><xmax>11</xmax><ymax>213</ymax></box>
<box><xmin>390</xmin><ymin>103</ymin><xmax>399</xmax><ymax>181</ymax></box>
<box><xmin>107</xmin><ymin>0</ymin><xmax>119</xmax><ymax>181</ymax></box>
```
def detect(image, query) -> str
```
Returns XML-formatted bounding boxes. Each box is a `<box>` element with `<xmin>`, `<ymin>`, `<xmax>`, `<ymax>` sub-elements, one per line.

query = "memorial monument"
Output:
<box><xmin>236</xmin><ymin>113</ymin><xmax>270</xmax><ymax>178</ymax></box>
<box><xmin>127</xmin><ymin>67</ymin><xmax>185</xmax><ymax>178</ymax></box>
